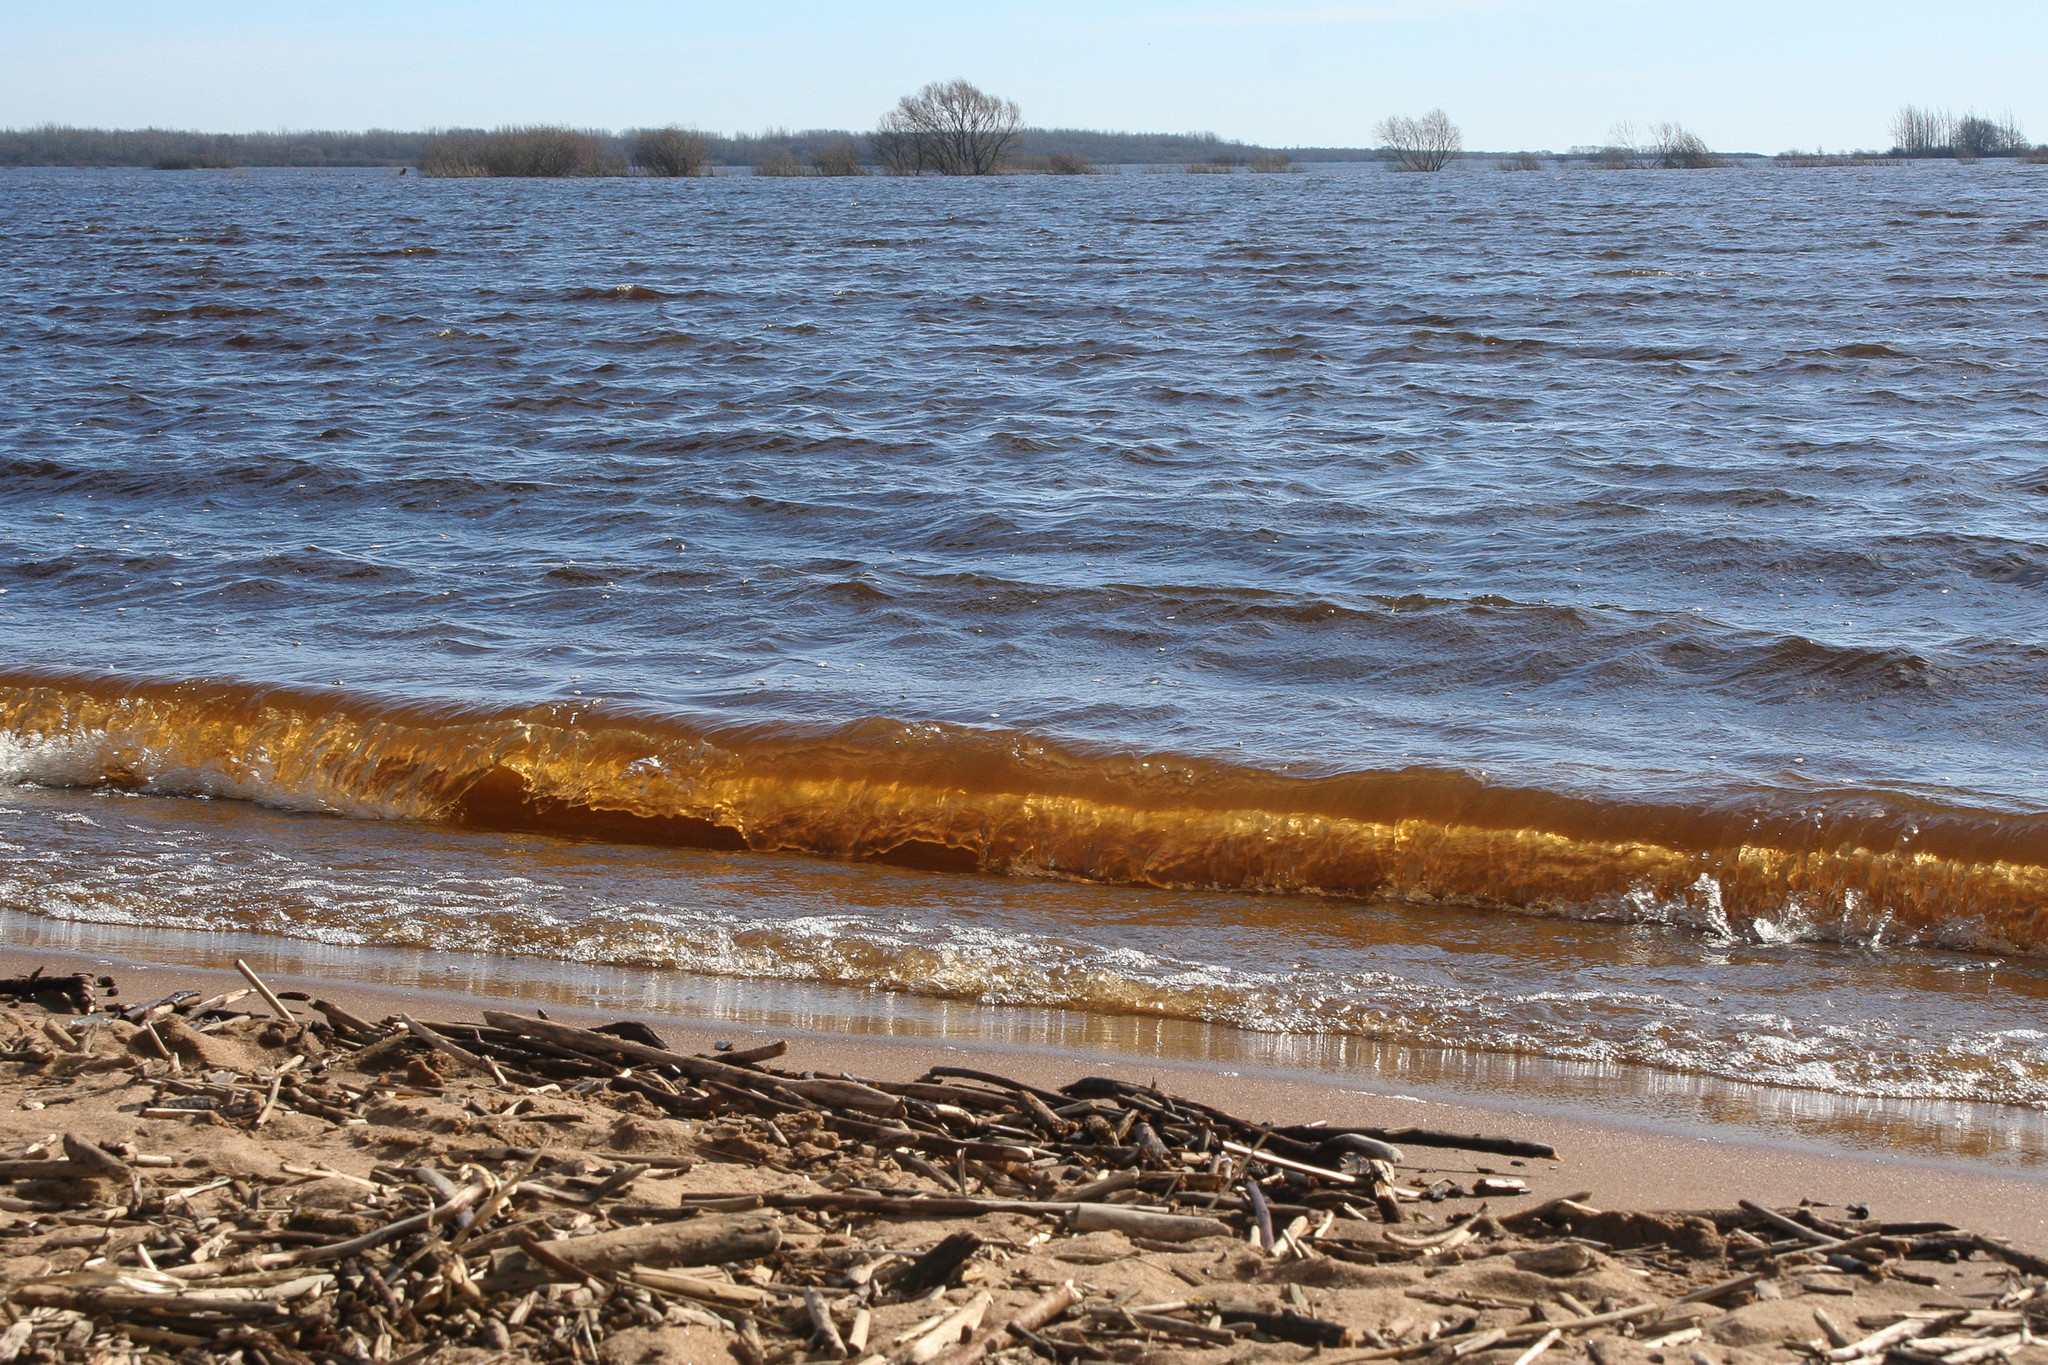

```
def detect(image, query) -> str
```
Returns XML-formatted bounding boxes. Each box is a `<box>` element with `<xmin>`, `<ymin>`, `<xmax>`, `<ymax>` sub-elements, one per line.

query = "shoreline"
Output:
<box><xmin>5</xmin><ymin>957</ymin><xmax>2043</xmax><ymax>1365</ymax></box>
<box><xmin>5</xmin><ymin>908</ymin><xmax>2044</xmax><ymax>1178</ymax></box>
<box><xmin>5</xmin><ymin>940</ymin><xmax>2044</xmax><ymax>1248</ymax></box>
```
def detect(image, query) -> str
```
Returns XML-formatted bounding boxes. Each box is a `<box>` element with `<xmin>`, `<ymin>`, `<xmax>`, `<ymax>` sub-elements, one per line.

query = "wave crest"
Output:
<box><xmin>2</xmin><ymin>666</ymin><xmax>2045</xmax><ymax>954</ymax></box>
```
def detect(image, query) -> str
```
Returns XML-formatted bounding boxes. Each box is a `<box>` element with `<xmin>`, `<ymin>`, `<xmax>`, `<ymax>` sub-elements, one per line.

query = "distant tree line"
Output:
<box><xmin>0</xmin><ymin>125</ymin><xmax>432</xmax><ymax>168</ymax></box>
<box><xmin>1888</xmin><ymin>106</ymin><xmax>2034</xmax><ymax>159</ymax></box>
<box><xmin>0</xmin><ymin>118</ymin><xmax>1357</xmax><ymax>174</ymax></box>
<box><xmin>10</xmin><ymin>98</ymin><xmax>2043</xmax><ymax>176</ymax></box>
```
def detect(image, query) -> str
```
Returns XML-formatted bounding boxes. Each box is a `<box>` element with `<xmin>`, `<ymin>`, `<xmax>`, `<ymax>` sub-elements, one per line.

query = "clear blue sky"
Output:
<box><xmin>3</xmin><ymin>0</ymin><xmax>2042</xmax><ymax>153</ymax></box>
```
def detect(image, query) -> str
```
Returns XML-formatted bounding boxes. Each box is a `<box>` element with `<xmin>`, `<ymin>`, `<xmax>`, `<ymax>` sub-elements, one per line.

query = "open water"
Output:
<box><xmin>3</xmin><ymin>163</ymin><xmax>2047</xmax><ymax>1153</ymax></box>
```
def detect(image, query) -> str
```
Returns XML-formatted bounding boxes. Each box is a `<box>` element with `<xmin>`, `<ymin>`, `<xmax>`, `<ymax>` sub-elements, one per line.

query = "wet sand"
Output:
<box><xmin>6</xmin><ymin>943</ymin><xmax>2043</xmax><ymax>1250</ymax></box>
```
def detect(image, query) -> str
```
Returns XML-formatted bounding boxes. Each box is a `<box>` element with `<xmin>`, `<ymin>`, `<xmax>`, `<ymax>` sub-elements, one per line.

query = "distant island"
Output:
<box><xmin>1</xmin><ymin>91</ymin><xmax>2035</xmax><ymax>175</ymax></box>
<box><xmin>0</xmin><ymin>124</ymin><xmax>1387</xmax><ymax>173</ymax></box>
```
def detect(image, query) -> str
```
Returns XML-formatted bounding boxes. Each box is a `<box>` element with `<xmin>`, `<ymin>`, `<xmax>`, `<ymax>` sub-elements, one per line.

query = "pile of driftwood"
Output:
<box><xmin>0</xmin><ymin>963</ymin><xmax>2044</xmax><ymax>1365</ymax></box>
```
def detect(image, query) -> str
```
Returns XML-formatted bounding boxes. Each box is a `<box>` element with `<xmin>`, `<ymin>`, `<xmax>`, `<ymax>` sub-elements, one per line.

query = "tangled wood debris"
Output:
<box><xmin>0</xmin><ymin>966</ymin><xmax>2042</xmax><ymax>1365</ymax></box>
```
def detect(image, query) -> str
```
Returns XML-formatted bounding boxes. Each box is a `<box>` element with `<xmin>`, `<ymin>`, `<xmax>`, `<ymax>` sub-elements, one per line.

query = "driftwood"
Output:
<box><xmin>3</xmin><ymin>969</ymin><xmax>2044</xmax><ymax>1365</ymax></box>
<box><xmin>0</xmin><ymin>971</ymin><xmax>109</xmax><ymax>1014</ymax></box>
<box><xmin>1276</xmin><ymin>1124</ymin><xmax>1561</xmax><ymax>1162</ymax></box>
<box><xmin>892</xmin><ymin>1231</ymin><xmax>984</xmax><ymax>1298</ymax></box>
<box><xmin>483</xmin><ymin>1214</ymin><xmax>783</xmax><ymax>1291</ymax></box>
<box><xmin>934</xmin><ymin>1281</ymin><xmax>1077</xmax><ymax>1365</ymax></box>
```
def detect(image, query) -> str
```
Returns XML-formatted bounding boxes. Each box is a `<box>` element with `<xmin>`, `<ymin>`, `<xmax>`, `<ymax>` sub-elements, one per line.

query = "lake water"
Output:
<box><xmin>3</xmin><ymin>162</ymin><xmax>2046</xmax><ymax>1157</ymax></box>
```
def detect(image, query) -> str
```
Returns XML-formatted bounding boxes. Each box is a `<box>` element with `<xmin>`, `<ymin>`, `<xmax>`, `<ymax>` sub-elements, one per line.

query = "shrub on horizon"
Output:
<box><xmin>809</xmin><ymin>141</ymin><xmax>866</xmax><ymax>176</ymax></box>
<box><xmin>1248</xmin><ymin>151</ymin><xmax>1292</xmax><ymax>173</ymax></box>
<box><xmin>1376</xmin><ymin>110</ymin><xmax>1461</xmax><ymax>172</ymax></box>
<box><xmin>420</xmin><ymin>127</ymin><xmax>615</xmax><ymax>178</ymax></box>
<box><xmin>1652</xmin><ymin>123</ymin><xmax>1724</xmax><ymax>169</ymax></box>
<box><xmin>630</xmin><ymin>126</ymin><xmax>709</xmax><ymax>178</ymax></box>
<box><xmin>751</xmin><ymin>146</ymin><xmax>805</xmax><ymax>176</ymax></box>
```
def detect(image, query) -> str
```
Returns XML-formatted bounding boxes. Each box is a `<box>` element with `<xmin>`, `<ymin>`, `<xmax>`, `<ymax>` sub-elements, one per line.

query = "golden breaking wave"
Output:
<box><xmin>2</xmin><ymin>666</ymin><xmax>2044</xmax><ymax>954</ymax></box>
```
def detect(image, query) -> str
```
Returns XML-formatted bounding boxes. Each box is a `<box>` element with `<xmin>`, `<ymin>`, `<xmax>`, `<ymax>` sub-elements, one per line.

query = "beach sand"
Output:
<box><xmin>1</xmin><ymin>942</ymin><xmax>2045</xmax><ymax>1365</ymax></box>
<box><xmin>3</xmin><ymin>944</ymin><xmax>2042</xmax><ymax>1248</ymax></box>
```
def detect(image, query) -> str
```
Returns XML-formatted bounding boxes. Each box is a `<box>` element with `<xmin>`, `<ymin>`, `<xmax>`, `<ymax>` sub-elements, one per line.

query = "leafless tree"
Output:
<box><xmin>1890</xmin><ymin>105</ymin><xmax>2028</xmax><ymax>159</ymax></box>
<box><xmin>1595</xmin><ymin>120</ymin><xmax>1649</xmax><ymax>169</ymax></box>
<box><xmin>809</xmin><ymin>141</ymin><xmax>866</xmax><ymax>176</ymax></box>
<box><xmin>630</xmin><ymin>126</ymin><xmax>708</xmax><ymax>178</ymax></box>
<box><xmin>1890</xmin><ymin>105</ymin><xmax>1956</xmax><ymax>156</ymax></box>
<box><xmin>1652</xmin><ymin>122</ymin><xmax>1723</xmax><ymax>169</ymax></box>
<box><xmin>870</xmin><ymin>122</ymin><xmax>927</xmax><ymax>176</ymax></box>
<box><xmin>871</xmin><ymin>80</ymin><xmax>1022</xmax><ymax>176</ymax></box>
<box><xmin>1376</xmin><ymin>110</ymin><xmax>1461</xmax><ymax>172</ymax></box>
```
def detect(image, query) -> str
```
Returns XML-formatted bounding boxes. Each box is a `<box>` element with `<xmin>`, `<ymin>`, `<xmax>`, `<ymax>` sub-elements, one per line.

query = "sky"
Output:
<box><xmin>2</xmin><ymin>0</ymin><xmax>2043</xmax><ymax>153</ymax></box>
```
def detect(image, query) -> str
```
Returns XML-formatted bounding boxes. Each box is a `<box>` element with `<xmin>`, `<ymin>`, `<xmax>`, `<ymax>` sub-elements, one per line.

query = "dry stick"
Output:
<box><xmin>164</xmin><ymin>1181</ymin><xmax>488</xmax><ymax>1278</ymax></box>
<box><xmin>451</xmin><ymin>1154</ymin><xmax>541</xmax><ymax>1251</ymax></box>
<box><xmin>61</xmin><ymin>1133</ymin><xmax>129</xmax><ymax>1175</ymax></box>
<box><xmin>1092</xmin><ymin>1307</ymin><xmax>1238</xmax><ymax>1346</ymax></box>
<box><xmin>923</xmin><ymin>1065</ymin><xmax>1074</xmax><ymax>1109</ymax></box>
<box><xmin>694</xmin><ymin>1039</ymin><xmax>788</xmax><ymax>1066</ymax></box>
<box><xmin>1972</xmin><ymin>1234</ymin><xmax>2048</xmax><ymax>1278</ymax></box>
<box><xmin>689</xmin><ymin>1190</ymin><xmax>1077</xmax><ymax>1218</ymax></box>
<box><xmin>1510</xmin><ymin>1329</ymin><xmax>1564</xmax><ymax>1365</ymax></box>
<box><xmin>483</xmin><ymin>1010</ymin><xmax>758</xmax><ymax>1086</ymax></box>
<box><xmin>1246</xmin><ymin>1176</ymin><xmax>1276</xmax><ymax>1252</ymax></box>
<box><xmin>1737</xmin><ymin>1199</ymin><xmax>1839</xmax><ymax>1246</ymax></box>
<box><xmin>254</xmin><ymin>1073</ymin><xmax>284</xmax><ymax>1129</ymax></box>
<box><xmin>401</xmin><ymin>1016</ymin><xmax>497</xmax><ymax>1078</ymax></box>
<box><xmin>518</xmin><ymin>1236</ymin><xmax>611</xmax><ymax>1288</ymax></box>
<box><xmin>137</xmin><ymin>1020</ymin><xmax>175</xmax><ymax>1061</ymax></box>
<box><xmin>1670</xmin><ymin>1272</ymin><xmax>1763</xmax><ymax>1306</ymax></box>
<box><xmin>1222</xmin><ymin>1138</ymin><xmax>1359</xmax><ymax>1186</ymax></box>
<box><xmin>1327</xmin><ymin>1301</ymin><xmax>1672</xmax><ymax>1364</ymax></box>
<box><xmin>1732</xmin><ymin>1230</ymin><xmax>1888</xmax><ymax>1263</ymax></box>
<box><xmin>803</xmin><ymin>1287</ymin><xmax>848</xmax><ymax>1358</ymax></box>
<box><xmin>632</xmin><ymin>1267</ymin><xmax>770</xmax><ymax>1311</ymax></box>
<box><xmin>234</xmin><ymin>959</ymin><xmax>296</xmax><ymax>1024</ymax></box>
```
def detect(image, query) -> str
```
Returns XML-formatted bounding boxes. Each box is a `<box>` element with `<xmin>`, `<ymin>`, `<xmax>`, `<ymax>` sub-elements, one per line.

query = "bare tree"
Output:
<box><xmin>1651</xmin><ymin>122</ymin><xmax>1723</xmax><ymax>169</ymax></box>
<box><xmin>1596</xmin><ymin>120</ymin><xmax>1648</xmax><ymax>169</ymax></box>
<box><xmin>869</xmin><ymin>122</ymin><xmax>928</xmax><ymax>176</ymax></box>
<box><xmin>1890</xmin><ymin>105</ymin><xmax>1956</xmax><ymax>157</ymax></box>
<box><xmin>630</xmin><ymin>126</ymin><xmax>708</xmax><ymax>178</ymax></box>
<box><xmin>1376</xmin><ymin>110</ymin><xmax>1461</xmax><ymax>172</ymax></box>
<box><xmin>872</xmin><ymin>80</ymin><xmax>1023</xmax><ymax>176</ymax></box>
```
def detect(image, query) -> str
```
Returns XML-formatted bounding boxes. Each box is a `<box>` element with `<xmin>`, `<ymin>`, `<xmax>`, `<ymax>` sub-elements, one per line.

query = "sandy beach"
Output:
<box><xmin>4</xmin><ymin>944</ymin><xmax>2042</xmax><ymax>1249</ymax></box>
<box><xmin>3</xmin><ymin>942</ymin><xmax>2047</xmax><ymax>1365</ymax></box>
